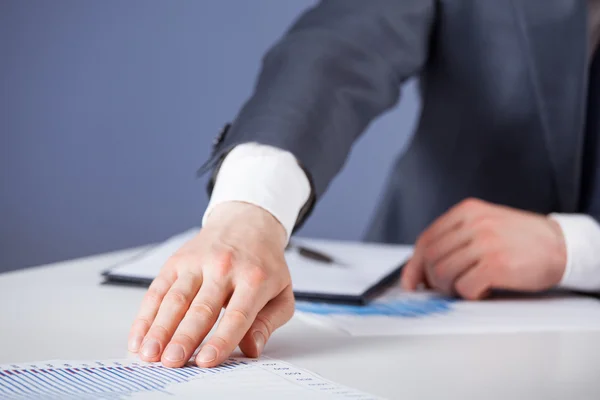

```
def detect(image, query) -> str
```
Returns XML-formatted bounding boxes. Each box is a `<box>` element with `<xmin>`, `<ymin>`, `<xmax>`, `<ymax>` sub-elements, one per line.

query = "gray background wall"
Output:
<box><xmin>0</xmin><ymin>1</ymin><xmax>420</xmax><ymax>273</ymax></box>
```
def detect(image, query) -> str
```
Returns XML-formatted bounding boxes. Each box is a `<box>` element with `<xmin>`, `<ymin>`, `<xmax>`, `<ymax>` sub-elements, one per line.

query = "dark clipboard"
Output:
<box><xmin>101</xmin><ymin>262</ymin><xmax>406</xmax><ymax>306</ymax></box>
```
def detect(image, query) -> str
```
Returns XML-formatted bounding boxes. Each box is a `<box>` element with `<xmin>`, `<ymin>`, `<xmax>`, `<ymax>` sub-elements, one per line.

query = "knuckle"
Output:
<box><xmin>241</xmin><ymin>265</ymin><xmax>269</xmax><ymax>288</ymax></box>
<box><xmin>209</xmin><ymin>249</ymin><xmax>235</xmax><ymax>279</ymax></box>
<box><xmin>148</xmin><ymin>324</ymin><xmax>170</xmax><ymax>340</ymax></box>
<box><xmin>254</xmin><ymin>314</ymin><xmax>275</xmax><ymax>337</ymax></box>
<box><xmin>149</xmin><ymin>276</ymin><xmax>170</xmax><ymax>292</ymax></box>
<box><xmin>478</xmin><ymin>262</ymin><xmax>493</xmax><ymax>279</ymax></box>
<box><xmin>144</xmin><ymin>287</ymin><xmax>165</xmax><ymax>307</ymax></box>
<box><xmin>481</xmin><ymin>229</ymin><xmax>497</xmax><ymax>244</ymax></box>
<box><xmin>164</xmin><ymin>289</ymin><xmax>189</xmax><ymax>306</ymax></box>
<box><xmin>486</xmin><ymin>251</ymin><xmax>505</xmax><ymax>267</ymax></box>
<box><xmin>208</xmin><ymin>335</ymin><xmax>229</xmax><ymax>351</ymax></box>
<box><xmin>486</xmin><ymin>251</ymin><xmax>512</xmax><ymax>276</ymax></box>
<box><xmin>188</xmin><ymin>301</ymin><xmax>217</xmax><ymax>321</ymax></box>
<box><xmin>473</xmin><ymin>223</ymin><xmax>497</xmax><ymax>246</ymax></box>
<box><xmin>161</xmin><ymin>257</ymin><xmax>178</xmax><ymax>273</ymax></box>
<box><xmin>165</xmin><ymin>253</ymin><xmax>191</xmax><ymax>271</ymax></box>
<box><xmin>179</xmin><ymin>270</ymin><xmax>202</xmax><ymax>283</ymax></box>
<box><xmin>171</xmin><ymin>332</ymin><xmax>197</xmax><ymax>348</ymax></box>
<box><xmin>227</xmin><ymin>308</ymin><xmax>251</xmax><ymax>324</ymax></box>
<box><xmin>132</xmin><ymin>317</ymin><xmax>152</xmax><ymax>331</ymax></box>
<box><xmin>167</xmin><ymin>254</ymin><xmax>204</xmax><ymax>276</ymax></box>
<box><xmin>473</xmin><ymin>215</ymin><xmax>494</xmax><ymax>231</ymax></box>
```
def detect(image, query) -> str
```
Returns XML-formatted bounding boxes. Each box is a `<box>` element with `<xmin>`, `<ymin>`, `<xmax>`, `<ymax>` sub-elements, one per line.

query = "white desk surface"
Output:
<box><xmin>1</xmin><ymin>247</ymin><xmax>599</xmax><ymax>400</ymax></box>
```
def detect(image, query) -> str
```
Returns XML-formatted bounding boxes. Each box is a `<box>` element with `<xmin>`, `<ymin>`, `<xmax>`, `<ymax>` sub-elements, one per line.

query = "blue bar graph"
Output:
<box><xmin>296</xmin><ymin>296</ymin><xmax>454</xmax><ymax>317</ymax></box>
<box><xmin>0</xmin><ymin>359</ymin><xmax>247</xmax><ymax>399</ymax></box>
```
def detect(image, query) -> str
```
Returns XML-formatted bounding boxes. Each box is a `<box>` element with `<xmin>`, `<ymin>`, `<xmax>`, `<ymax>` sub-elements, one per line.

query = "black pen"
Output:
<box><xmin>286</xmin><ymin>242</ymin><xmax>346</xmax><ymax>266</ymax></box>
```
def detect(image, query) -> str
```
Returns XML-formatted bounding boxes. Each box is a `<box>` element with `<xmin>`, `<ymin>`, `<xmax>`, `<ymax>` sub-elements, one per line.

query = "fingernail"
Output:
<box><xmin>253</xmin><ymin>331</ymin><xmax>265</xmax><ymax>355</ymax></box>
<box><xmin>163</xmin><ymin>344</ymin><xmax>184</xmax><ymax>362</ymax></box>
<box><xmin>128</xmin><ymin>336</ymin><xmax>142</xmax><ymax>352</ymax></box>
<box><xmin>197</xmin><ymin>345</ymin><xmax>217</xmax><ymax>364</ymax></box>
<box><xmin>141</xmin><ymin>339</ymin><xmax>160</xmax><ymax>359</ymax></box>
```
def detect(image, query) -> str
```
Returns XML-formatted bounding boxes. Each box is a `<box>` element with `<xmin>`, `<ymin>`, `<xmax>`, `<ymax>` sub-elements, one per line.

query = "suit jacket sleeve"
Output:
<box><xmin>198</xmin><ymin>0</ymin><xmax>436</xmax><ymax>230</ymax></box>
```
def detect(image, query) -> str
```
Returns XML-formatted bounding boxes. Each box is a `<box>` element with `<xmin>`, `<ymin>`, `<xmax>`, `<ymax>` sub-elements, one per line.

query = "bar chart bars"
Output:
<box><xmin>0</xmin><ymin>359</ymin><xmax>244</xmax><ymax>399</ymax></box>
<box><xmin>0</xmin><ymin>357</ymin><xmax>380</xmax><ymax>399</ymax></box>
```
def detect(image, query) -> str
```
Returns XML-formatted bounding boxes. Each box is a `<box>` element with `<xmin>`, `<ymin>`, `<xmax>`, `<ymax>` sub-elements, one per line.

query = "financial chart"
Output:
<box><xmin>295</xmin><ymin>288</ymin><xmax>600</xmax><ymax>336</ymax></box>
<box><xmin>0</xmin><ymin>357</ymin><xmax>380</xmax><ymax>399</ymax></box>
<box><xmin>296</xmin><ymin>296</ymin><xmax>453</xmax><ymax>317</ymax></box>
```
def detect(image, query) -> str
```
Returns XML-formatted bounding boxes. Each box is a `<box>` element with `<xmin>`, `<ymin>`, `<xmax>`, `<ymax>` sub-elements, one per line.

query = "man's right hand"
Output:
<box><xmin>127</xmin><ymin>201</ymin><xmax>295</xmax><ymax>368</ymax></box>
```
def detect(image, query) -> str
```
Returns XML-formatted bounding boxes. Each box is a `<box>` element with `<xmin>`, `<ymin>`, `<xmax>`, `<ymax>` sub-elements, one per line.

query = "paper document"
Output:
<box><xmin>0</xmin><ymin>357</ymin><xmax>381</xmax><ymax>399</ymax></box>
<box><xmin>105</xmin><ymin>229</ymin><xmax>412</xmax><ymax>301</ymax></box>
<box><xmin>295</xmin><ymin>288</ymin><xmax>600</xmax><ymax>336</ymax></box>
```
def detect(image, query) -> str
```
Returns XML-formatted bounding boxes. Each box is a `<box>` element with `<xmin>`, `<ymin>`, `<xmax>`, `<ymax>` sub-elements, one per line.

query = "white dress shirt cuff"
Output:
<box><xmin>550</xmin><ymin>213</ymin><xmax>600</xmax><ymax>292</ymax></box>
<box><xmin>202</xmin><ymin>143</ymin><xmax>311</xmax><ymax>243</ymax></box>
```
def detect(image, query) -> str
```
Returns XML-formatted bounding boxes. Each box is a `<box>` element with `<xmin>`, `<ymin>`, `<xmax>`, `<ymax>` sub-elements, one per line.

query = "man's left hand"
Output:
<box><xmin>401</xmin><ymin>198</ymin><xmax>567</xmax><ymax>300</ymax></box>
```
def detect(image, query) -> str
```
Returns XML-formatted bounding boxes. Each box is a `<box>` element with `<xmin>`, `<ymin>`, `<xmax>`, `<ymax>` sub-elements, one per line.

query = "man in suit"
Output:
<box><xmin>128</xmin><ymin>0</ymin><xmax>600</xmax><ymax>369</ymax></box>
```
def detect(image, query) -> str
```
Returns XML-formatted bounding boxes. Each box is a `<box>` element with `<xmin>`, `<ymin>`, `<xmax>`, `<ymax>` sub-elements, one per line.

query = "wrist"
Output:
<box><xmin>204</xmin><ymin>201</ymin><xmax>288</xmax><ymax>249</ymax></box>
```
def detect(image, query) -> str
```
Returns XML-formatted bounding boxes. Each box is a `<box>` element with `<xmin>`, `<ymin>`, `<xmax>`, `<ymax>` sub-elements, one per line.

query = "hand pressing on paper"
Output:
<box><xmin>127</xmin><ymin>201</ymin><xmax>294</xmax><ymax>368</ymax></box>
<box><xmin>401</xmin><ymin>198</ymin><xmax>567</xmax><ymax>300</ymax></box>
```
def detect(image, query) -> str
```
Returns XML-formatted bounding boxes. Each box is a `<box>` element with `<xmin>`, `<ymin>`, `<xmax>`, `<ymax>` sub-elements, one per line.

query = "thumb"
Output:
<box><xmin>239</xmin><ymin>286</ymin><xmax>295</xmax><ymax>358</ymax></box>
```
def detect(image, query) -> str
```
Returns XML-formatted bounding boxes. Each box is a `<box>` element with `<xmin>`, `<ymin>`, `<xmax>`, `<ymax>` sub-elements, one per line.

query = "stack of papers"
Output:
<box><xmin>295</xmin><ymin>288</ymin><xmax>600</xmax><ymax>336</ymax></box>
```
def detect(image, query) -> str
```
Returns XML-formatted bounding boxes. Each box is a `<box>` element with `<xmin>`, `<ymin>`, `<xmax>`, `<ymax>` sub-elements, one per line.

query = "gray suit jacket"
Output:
<box><xmin>199</xmin><ymin>0</ymin><xmax>591</xmax><ymax>245</ymax></box>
